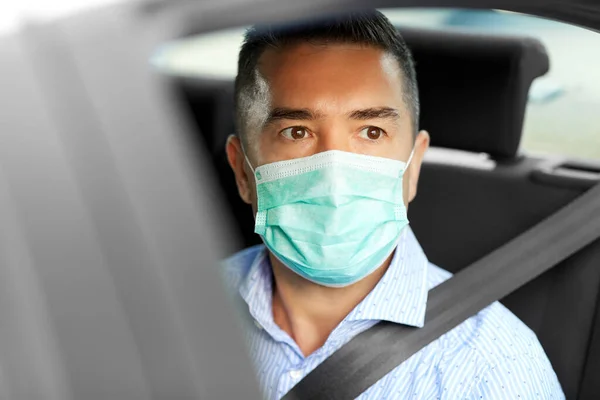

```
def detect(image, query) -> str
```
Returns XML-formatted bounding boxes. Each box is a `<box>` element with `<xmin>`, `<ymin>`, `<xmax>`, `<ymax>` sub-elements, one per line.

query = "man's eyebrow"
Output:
<box><xmin>265</xmin><ymin>108</ymin><xmax>324</xmax><ymax>124</ymax></box>
<box><xmin>348</xmin><ymin>107</ymin><xmax>401</xmax><ymax>121</ymax></box>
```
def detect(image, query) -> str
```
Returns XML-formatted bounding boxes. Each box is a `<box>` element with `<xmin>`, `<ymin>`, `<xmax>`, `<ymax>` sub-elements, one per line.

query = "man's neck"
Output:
<box><xmin>270</xmin><ymin>252</ymin><xmax>394</xmax><ymax>357</ymax></box>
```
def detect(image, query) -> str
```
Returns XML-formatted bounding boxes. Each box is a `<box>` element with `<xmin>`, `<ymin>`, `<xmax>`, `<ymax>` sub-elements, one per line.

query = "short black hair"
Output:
<box><xmin>234</xmin><ymin>10</ymin><xmax>419</xmax><ymax>149</ymax></box>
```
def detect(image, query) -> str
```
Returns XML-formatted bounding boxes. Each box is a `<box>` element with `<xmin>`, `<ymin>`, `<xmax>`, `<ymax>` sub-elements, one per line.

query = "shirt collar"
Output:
<box><xmin>238</xmin><ymin>249</ymin><xmax>275</xmax><ymax>328</ymax></box>
<box><xmin>238</xmin><ymin>227</ymin><xmax>429</xmax><ymax>331</ymax></box>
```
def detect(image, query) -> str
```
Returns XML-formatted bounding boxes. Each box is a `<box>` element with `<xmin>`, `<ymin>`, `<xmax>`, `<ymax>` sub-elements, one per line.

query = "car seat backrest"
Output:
<box><xmin>409</xmin><ymin>154</ymin><xmax>600</xmax><ymax>398</ymax></box>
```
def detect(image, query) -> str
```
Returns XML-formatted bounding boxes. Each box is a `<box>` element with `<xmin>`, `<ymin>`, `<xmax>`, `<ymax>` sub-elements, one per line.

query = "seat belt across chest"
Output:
<box><xmin>284</xmin><ymin>182</ymin><xmax>600</xmax><ymax>400</ymax></box>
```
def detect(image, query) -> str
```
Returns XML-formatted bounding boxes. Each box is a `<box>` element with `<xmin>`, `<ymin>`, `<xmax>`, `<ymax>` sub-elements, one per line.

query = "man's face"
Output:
<box><xmin>227</xmin><ymin>42</ymin><xmax>429</xmax><ymax>213</ymax></box>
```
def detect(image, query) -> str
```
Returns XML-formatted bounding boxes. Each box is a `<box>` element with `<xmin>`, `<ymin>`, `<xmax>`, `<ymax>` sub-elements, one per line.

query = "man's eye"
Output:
<box><xmin>281</xmin><ymin>126</ymin><xmax>309</xmax><ymax>140</ymax></box>
<box><xmin>359</xmin><ymin>126</ymin><xmax>385</xmax><ymax>140</ymax></box>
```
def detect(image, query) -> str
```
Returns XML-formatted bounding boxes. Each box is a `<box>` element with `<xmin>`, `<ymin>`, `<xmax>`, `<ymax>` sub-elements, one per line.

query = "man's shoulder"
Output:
<box><xmin>426</xmin><ymin>261</ymin><xmax>541</xmax><ymax>356</ymax></box>
<box><xmin>221</xmin><ymin>244</ymin><xmax>265</xmax><ymax>291</ymax></box>
<box><xmin>427</xmin><ymin>262</ymin><xmax>564</xmax><ymax>398</ymax></box>
<box><xmin>465</xmin><ymin>301</ymin><xmax>564</xmax><ymax>397</ymax></box>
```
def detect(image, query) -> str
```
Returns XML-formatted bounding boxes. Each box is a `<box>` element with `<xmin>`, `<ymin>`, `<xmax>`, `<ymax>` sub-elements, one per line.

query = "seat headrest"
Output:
<box><xmin>400</xmin><ymin>27</ymin><xmax>549</xmax><ymax>159</ymax></box>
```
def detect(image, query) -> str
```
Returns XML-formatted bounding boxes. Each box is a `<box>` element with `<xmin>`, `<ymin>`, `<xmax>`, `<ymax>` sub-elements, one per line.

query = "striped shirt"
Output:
<box><xmin>223</xmin><ymin>228</ymin><xmax>565</xmax><ymax>399</ymax></box>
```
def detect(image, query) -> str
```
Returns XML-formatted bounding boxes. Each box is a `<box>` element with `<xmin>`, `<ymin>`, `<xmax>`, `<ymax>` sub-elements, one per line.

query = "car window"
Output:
<box><xmin>152</xmin><ymin>8</ymin><xmax>600</xmax><ymax>161</ymax></box>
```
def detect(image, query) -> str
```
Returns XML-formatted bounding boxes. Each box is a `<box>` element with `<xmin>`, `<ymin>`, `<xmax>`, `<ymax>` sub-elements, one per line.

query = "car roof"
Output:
<box><xmin>138</xmin><ymin>0</ymin><xmax>600</xmax><ymax>38</ymax></box>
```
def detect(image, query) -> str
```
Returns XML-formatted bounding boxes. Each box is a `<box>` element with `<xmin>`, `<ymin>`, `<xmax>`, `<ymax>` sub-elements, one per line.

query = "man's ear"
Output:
<box><xmin>407</xmin><ymin>130</ymin><xmax>430</xmax><ymax>203</ymax></box>
<box><xmin>225</xmin><ymin>135</ymin><xmax>253</xmax><ymax>205</ymax></box>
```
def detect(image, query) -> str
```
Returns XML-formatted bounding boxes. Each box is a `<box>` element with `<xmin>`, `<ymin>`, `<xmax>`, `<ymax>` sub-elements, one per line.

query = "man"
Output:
<box><xmin>224</xmin><ymin>10</ymin><xmax>564</xmax><ymax>399</ymax></box>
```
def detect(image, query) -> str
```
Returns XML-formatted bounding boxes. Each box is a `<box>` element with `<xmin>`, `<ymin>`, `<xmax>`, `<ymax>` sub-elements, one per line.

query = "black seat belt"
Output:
<box><xmin>284</xmin><ymin>182</ymin><xmax>600</xmax><ymax>400</ymax></box>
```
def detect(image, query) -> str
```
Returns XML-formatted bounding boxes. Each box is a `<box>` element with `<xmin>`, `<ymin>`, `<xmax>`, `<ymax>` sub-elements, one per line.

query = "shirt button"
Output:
<box><xmin>253</xmin><ymin>319</ymin><xmax>263</xmax><ymax>330</ymax></box>
<box><xmin>289</xmin><ymin>369</ymin><xmax>303</xmax><ymax>380</ymax></box>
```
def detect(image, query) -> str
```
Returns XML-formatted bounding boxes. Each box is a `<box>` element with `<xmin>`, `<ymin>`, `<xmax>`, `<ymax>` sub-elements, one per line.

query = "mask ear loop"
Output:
<box><xmin>240</xmin><ymin>141</ymin><xmax>259</xmax><ymax>189</ymax></box>
<box><xmin>245</xmin><ymin>154</ymin><xmax>256</xmax><ymax>175</ymax></box>
<box><xmin>240</xmin><ymin>142</ymin><xmax>267</xmax><ymax>234</ymax></box>
<box><xmin>238</xmin><ymin>139</ymin><xmax>256</xmax><ymax>174</ymax></box>
<box><xmin>405</xmin><ymin>147</ymin><xmax>416</xmax><ymax>168</ymax></box>
<box><xmin>395</xmin><ymin>147</ymin><xmax>416</xmax><ymax>221</ymax></box>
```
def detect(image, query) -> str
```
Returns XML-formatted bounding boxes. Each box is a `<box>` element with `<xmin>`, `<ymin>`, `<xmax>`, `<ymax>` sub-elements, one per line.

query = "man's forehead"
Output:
<box><xmin>255</xmin><ymin>42</ymin><xmax>405</xmax><ymax>112</ymax></box>
<box><xmin>257</xmin><ymin>42</ymin><xmax>399</xmax><ymax>76</ymax></box>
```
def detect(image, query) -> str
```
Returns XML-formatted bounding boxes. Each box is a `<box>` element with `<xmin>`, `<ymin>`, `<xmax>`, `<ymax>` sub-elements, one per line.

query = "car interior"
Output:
<box><xmin>1</xmin><ymin>1</ymin><xmax>600</xmax><ymax>399</ymax></box>
<box><xmin>169</xmin><ymin>23</ymin><xmax>600</xmax><ymax>399</ymax></box>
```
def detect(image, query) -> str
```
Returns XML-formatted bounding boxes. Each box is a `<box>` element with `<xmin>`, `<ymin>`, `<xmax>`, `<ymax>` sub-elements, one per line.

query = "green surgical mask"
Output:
<box><xmin>247</xmin><ymin>149</ymin><xmax>414</xmax><ymax>287</ymax></box>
